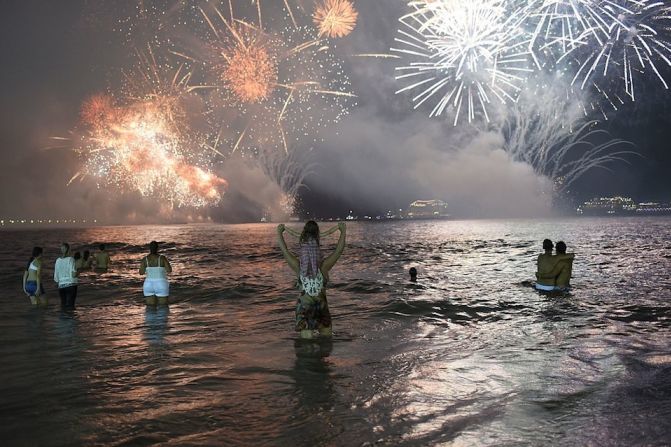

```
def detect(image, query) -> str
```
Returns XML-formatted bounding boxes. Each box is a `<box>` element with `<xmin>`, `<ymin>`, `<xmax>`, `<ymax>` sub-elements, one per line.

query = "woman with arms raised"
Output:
<box><xmin>277</xmin><ymin>221</ymin><xmax>346</xmax><ymax>339</ymax></box>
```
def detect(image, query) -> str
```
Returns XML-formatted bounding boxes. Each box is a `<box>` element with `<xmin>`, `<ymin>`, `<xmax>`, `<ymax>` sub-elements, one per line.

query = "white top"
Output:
<box><xmin>145</xmin><ymin>256</ymin><xmax>168</xmax><ymax>280</ymax></box>
<box><xmin>54</xmin><ymin>257</ymin><xmax>78</xmax><ymax>288</ymax></box>
<box><xmin>299</xmin><ymin>271</ymin><xmax>324</xmax><ymax>297</ymax></box>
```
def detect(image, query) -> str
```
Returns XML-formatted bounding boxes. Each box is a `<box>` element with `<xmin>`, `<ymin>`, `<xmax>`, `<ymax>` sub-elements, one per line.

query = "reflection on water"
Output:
<box><xmin>143</xmin><ymin>306</ymin><xmax>170</xmax><ymax>346</ymax></box>
<box><xmin>0</xmin><ymin>218</ymin><xmax>670</xmax><ymax>445</ymax></box>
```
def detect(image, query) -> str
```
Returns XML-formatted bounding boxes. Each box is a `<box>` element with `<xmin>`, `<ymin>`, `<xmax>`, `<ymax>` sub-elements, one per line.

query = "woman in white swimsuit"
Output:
<box><xmin>278</xmin><ymin>221</ymin><xmax>346</xmax><ymax>339</ymax></box>
<box><xmin>140</xmin><ymin>241</ymin><xmax>172</xmax><ymax>306</ymax></box>
<box><xmin>22</xmin><ymin>246</ymin><xmax>45</xmax><ymax>305</ymax></box>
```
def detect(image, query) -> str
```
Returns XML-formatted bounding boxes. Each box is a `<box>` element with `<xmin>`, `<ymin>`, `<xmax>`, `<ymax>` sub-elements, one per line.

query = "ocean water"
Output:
<box><xmin>1</xmin><ymin>218</ymin><xmax>670</xmax><ymax>446</ymax></box>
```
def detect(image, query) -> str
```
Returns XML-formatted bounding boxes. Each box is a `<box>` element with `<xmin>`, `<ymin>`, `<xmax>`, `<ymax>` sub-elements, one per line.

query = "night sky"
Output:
<box><xmin>1</xmin><ymin>1</ymin><xmax>670</xmax><ymax>222</ymax></box>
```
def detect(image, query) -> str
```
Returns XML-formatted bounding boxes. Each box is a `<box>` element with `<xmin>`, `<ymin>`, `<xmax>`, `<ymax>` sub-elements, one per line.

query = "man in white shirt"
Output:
<box><xmin>54</xmin><ymin>242</ymin><xmax>79</xmax><ymax>309</ymax></box>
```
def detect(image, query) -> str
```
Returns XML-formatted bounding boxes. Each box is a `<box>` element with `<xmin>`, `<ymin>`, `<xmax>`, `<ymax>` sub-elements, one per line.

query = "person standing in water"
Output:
<box><xmin>537</xmin><ymin>241</ymin><xmax>574</xmax><ymax>291</ymax></box>
<box><xmin>409</xmin><ymin>267</ymin><xmax>418</xmax><ymax>282</ymax></box>
<box><xmin>140</xmin><ymin>241</ymin><xmax>172</xmax><ymax>306</ymax></box>
<box><xmin>277</xmin><ymin>221</ymin><xmax>346</xmax><ymax>339</ymax></box>
<box><xmin>22</xmin><ymin>247</ymin><xmax>45</xmax><ymax>305</ymax></box>
<box><xmin>536</xmin><ymin>239</ymin><xmax>574</xmax><ymax>291</ymax></box>
<box><xmin>54</xmin><ymin>243</ymin><xmax>78</xmax><ymax>309</ymax></box>
<box><xmin>82</xmin><ymin>250</ymin><xmax>93</xmax><ymax>270</ymax></box>
<box><xmin>94</xmin><ymin>244</ymin><xmax>111</xmax><ymax>272</ymax></box>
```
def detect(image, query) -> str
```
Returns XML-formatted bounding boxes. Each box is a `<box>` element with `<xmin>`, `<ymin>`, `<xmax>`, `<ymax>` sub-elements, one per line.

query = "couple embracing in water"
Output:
<box><xmin>535</xmin><ymin>239</ymin><xmax>574</xmax><ymax>292</ymax></box>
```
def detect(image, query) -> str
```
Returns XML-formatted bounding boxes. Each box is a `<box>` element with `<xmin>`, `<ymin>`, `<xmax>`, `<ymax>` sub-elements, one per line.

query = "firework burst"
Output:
<box><xmin>66</xmin><ymin>51</ymin><xmax>228</xmax><ymax>208</ymax></box>
<box><xmin>195</xmin><ymin>4</ymin><xmax>355</xmax><ymax>155</ymax></box>
<box><xmin>217</xmin><ymin>22</ymin><xmax>279</xmax><ymax>103</ymax></box>
<box><xmin>313</xmin><ymin>0</ymin><xmax>359</xmax><ymax>38</ymax></box>
<box><xmin>392</xmin><ymin>0</ymin><xmax>533</xmax><ymax>125</ymax></box>
<box><xmin>567</xmin><ymin>1</ymin><xmax>671</xmax><ymax>104</ymax></box>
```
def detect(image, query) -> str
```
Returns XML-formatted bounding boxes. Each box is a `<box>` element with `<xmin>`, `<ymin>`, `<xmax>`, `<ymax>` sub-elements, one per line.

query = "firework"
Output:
<box><xmin>313</xmin><ymin>0</ymin><xmax>359</xmax><ymax>38</ymax></box>
<box><xmin>567</xmin><ymin>1</ymin><xmax>671</xmax><ymax>103</ymax></box>
<box><xmin>259</xmin><ymin>148</ymin><xmax>314</xmax><ymax>217</ymax></box>
<box><xmin>196</xmin><ymin>4</ymin><xmax>355</xmax><ymax>155</ymax></box>
<box><xmin>501</xmin><ymin>76</ymin><xmax>635</xmax><ymax>192</ymax></box>
<box><xmin>392</xmin><ymin>0</ymin><xmax>533</xmax><ymax>125</ymax></box>
<box><xmin>70</xmin><ymin>51</ymin><xmax>228</xmax><ymax>208</ymax></box>
<box><xmin>216</xmin><ymin>22</ymin><xmax>279</xmax><ymax>103</ymax></box>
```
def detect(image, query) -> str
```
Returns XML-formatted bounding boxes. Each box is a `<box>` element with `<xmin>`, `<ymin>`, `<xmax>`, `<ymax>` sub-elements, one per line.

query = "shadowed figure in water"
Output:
<box><xmin>277</xmin><ymin>221</ymin><xmax>346</xmax><ymax>339</ymax></box>
<box><xmin>536</xmin><ymin>239</ymin><xmax>575</xmax><ymax>292</ymax></box>
<box><xmin>409</xmin><ymin>267</ymin><xmax>418</xmax><ymax>282</ymax></box>
<box><xmin>94</xmin><ymin>244</ymin><xmax>111</xmax><ymax>272</ymax></box>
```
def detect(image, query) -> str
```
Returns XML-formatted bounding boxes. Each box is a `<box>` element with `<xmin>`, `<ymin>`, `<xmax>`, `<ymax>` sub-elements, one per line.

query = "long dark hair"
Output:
<box><xmin>300</xmin><ymin>221</ymin><xmax>320</xmax><ymax>245</ymax></box>
<box><xmin>149</xmin><ymin>241</ymin><xmax>159</xmax><ymax>255</ymax></box>
<box><xmin>27</xmin><ymin>246</ymin><xmax>43</xmax><ymax>271</ymax></box>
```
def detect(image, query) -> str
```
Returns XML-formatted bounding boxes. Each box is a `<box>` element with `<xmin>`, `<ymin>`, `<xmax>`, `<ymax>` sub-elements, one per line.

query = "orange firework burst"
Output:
<box><xmin>223</xmin><ymin>40</ymin><xmax>278</xmax><ymax>103</ymax></box>
<box><xmin>215</xmin><ymin>22</ymin><xmax>278</xmax><ymax>103</ymax></box>
<box><xmin>313</xmin><ymin>0</ymin><xmax>358</xmax><ymax>38</ymax></box>
<box><xmin>80</xmin><ymin>94</ymin><xmax>118</xmax><ymax>130</ymax></box>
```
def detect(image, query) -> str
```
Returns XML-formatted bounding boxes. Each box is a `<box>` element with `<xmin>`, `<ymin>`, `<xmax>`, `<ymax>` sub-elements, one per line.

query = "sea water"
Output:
<box><xmin>1</xmin><ymin>218</ymin><xmax>670</xmax><ymax>446</ymax></box>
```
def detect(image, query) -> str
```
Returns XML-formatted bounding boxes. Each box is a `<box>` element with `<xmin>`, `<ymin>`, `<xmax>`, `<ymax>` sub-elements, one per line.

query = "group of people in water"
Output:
<box><xmin>21</xmin><ymin>221</ymin><xmax>573</xmax><ymax>339</ymax></box>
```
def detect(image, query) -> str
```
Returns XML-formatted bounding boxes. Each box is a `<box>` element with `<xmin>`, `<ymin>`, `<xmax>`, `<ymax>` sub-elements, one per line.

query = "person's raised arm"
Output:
<box><xmin>321</xmin><ymin>222</ymin><xmax>346</xmax><ymax>274</ymax></box>
<box><xmin>320</xmin><ymin>225</ymin><xmax>340</xmax><ymax>237</ymax></box>
<box><xmin>277</xmin><ymin>224</ymin><xmax>299</xmax><ymax>274</ymax></box>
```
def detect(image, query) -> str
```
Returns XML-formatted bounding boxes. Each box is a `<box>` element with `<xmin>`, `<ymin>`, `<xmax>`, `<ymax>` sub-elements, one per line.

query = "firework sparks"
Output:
<box><xmin>70</xmin><ymin>52</ymin><xmax>228</xmax><ymax>208</ymax></box>
<box><xmin>568</xmin><ymin>1</ymin><xmax>671</xmax><ymax>103</ymax></box>
<box><xmin>392</xmin><ymin>0</ymin><xmax>533</xmax><ymax>125</ymax></box>
<box><xmin>211</xmin><ymin>19</ymin><xmax>279</xmax><ymax>103</ymax></box>
<box><xmin>195</xmin><ymin>4</ymin><xmax>354</xmax><ymax>155</ymax></box>
<box><xmin>313</xmin><ymin>0</ymin><xmax>359</xmax><ymax>38</ymax></box>
<box><xmin>501</xmin><ymin>75</ymin><xmax>635</xmax><ymax>192</ymax></box>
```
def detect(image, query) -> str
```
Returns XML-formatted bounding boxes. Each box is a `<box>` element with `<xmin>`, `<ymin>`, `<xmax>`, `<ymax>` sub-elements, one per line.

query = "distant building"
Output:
<box><xmin>577</xmin><ymin>196</ymin><xmax>637</xmax><ymax>216</ymax></box>
<box><xmin>406</xmin><ymin>200</ymin><xmax>449</xmax><ymax>219</ymax></box>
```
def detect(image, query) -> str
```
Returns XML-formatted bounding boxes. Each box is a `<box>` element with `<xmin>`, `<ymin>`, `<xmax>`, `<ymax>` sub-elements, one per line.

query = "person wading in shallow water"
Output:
<box><xmin>23</xmin><ymin>246</ymin><xmax>45</xmax><ymax>305</ymax></box>
<box><xmin>277</xmin><ymin>221</ymin><xmax>346</xmax><ymax>339</ymax></box>
<box><xmin>54</xmin><ymin>242</ymin><xmax>79</xmax><ymax>309</ymax></box>
<box><xmin>536</xmin><ymin>239</ymin><xmax>574</xmax><ymax>292</ymax></box>
<box><xmin>140</xmin><ymin>241</ymin><xmax>172</xmax><ymax>306</ymax></box>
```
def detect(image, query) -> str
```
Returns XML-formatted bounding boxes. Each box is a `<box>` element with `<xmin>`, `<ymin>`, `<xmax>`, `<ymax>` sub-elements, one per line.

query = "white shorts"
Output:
<box><xmin>535</xmin><ymin>283</ymin><xmax>556</xmax><ymax>292</ymax></box>
<box><xmin>143</xmin><ymin>279</ymin><xmax>169</xmax><ymax>297</ymax></box>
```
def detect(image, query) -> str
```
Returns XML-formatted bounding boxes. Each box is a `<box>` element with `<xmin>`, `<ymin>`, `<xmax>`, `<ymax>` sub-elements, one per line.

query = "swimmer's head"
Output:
<box><xmin>149</xmin><ymin>241</ymin><xmax>159</xmax><ymax>255</ymax></box>
<box><xmin>542</xmin><ymin>239</ymin><xmax>554</xmax><ymax>251</ymax></box>
<box><xmin>409</xmin><ymin>267</ymin><xmax>418</xmax><ymax>281</ymax></box>
<box><xmin>61</xmin><ymin>242</ymin><xmax>70</xmax><ymax>256</ymax></box>
<box><xmin>83</xmin><ymin>250</ymin><xmax>90</xmax><ymax>260</ymax></box>
<box><xmin>99</xmin><ymin>244</ymin><xmax>106</xmax><ymax>251</ymax></box>
<box><xmin>74</xmin><ymin>251</ymin><xmax>81</xmax><ymax>260</ymax></box>
<box><xmin>556</xmin><ymin>241</ymin><xmax>567</xmax><ymax>254</ymax></box>
<box><xmin>300</xmin><ymin>220</ymin><xmax>320</xmax><ymax>245</ymax></box>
